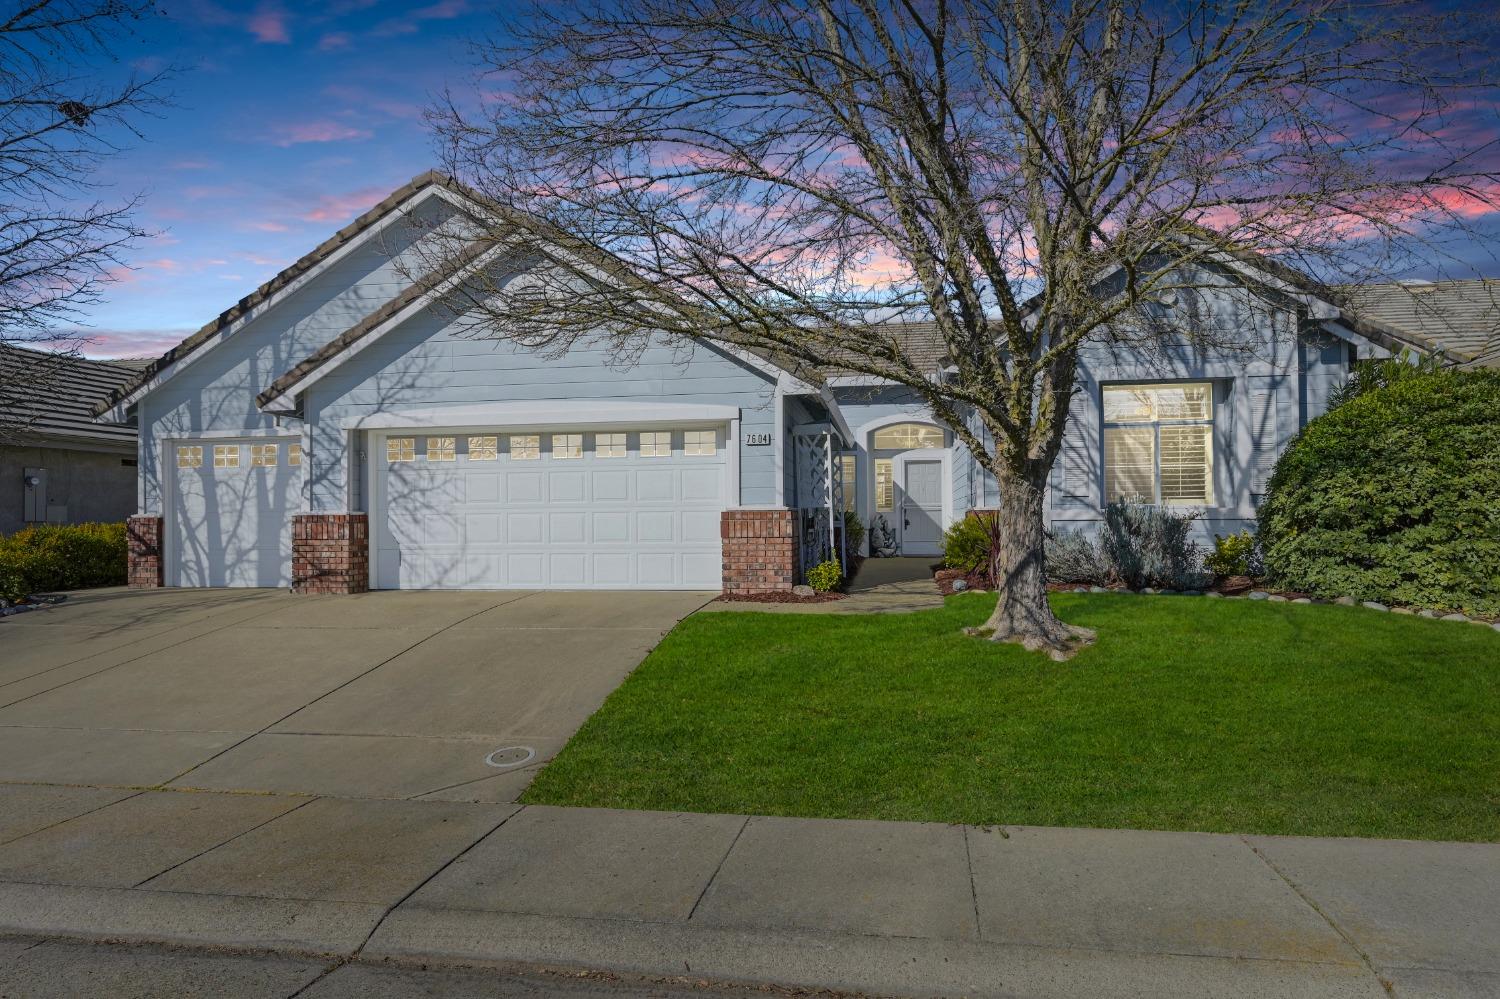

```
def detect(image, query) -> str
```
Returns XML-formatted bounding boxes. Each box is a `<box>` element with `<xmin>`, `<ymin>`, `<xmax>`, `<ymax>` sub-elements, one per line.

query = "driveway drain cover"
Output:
<box><xmin>484</xmin><ymin>746</ymin><xmax>536</xmax><ymax>769</ymax></box>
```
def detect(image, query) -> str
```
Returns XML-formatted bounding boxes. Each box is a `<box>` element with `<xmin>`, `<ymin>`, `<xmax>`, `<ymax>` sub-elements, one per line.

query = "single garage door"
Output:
<box><xmin>169</xmin><ymin>437</ymin><xmax>298</xmax><ymax>587</ymax></box>
<box><xmin>374</xmin><ymin>427</ymin><xmax>726</xmax><ymax>589</ymax></box>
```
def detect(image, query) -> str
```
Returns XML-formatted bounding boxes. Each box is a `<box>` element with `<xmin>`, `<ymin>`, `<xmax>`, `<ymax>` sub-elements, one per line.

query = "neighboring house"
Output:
<box><xmin>94</xmin><ymin>172</ymin><xmax>1451</xmax><ymax>596</ymax></box>
<box><xmin>1</xmin><ymin>344</ymin><xmax>144</xmax><ymax>535</ymax></box>
<box><xmin>1343</xmin><ymin>279</ymin><xmax>1500</xmax><ymax>369</ymax></box>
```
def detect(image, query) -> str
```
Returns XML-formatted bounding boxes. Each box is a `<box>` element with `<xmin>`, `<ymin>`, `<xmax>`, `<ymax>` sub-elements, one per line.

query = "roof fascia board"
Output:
<box><xmin>340</xmin><ymin>399</ymin><xmax>740</xmax><ymax>431</ymax></box>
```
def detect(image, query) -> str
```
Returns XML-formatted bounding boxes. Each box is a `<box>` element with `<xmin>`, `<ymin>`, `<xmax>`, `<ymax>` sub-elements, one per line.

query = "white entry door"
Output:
<box><xmin>899</xmin><ymin>458</ymin><xmax>944</xmax><ymax>555</ymax></box>
<box><xmin>374</xmin><ymin>428</ymin><xmax>726</xmax><ymax>589</ymax></box>
<box><xmin>169</xmin><ymin>438</ymin><xmax>297</xmax><ymax>587</ymax></box>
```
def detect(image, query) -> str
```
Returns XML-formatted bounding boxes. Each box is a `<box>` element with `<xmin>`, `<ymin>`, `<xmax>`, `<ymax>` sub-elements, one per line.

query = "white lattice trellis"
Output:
<box><xmin>792</xmin><ymin>426</ymin><xmax>848</xmax><ymax>579</ymax></box>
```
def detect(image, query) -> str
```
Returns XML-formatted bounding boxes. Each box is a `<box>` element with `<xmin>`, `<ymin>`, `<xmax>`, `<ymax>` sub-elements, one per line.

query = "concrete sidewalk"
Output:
<box><xmin>0</xmin><ymin>788</ymin><xmax>1494</xmax><ymax>998</ymax></box>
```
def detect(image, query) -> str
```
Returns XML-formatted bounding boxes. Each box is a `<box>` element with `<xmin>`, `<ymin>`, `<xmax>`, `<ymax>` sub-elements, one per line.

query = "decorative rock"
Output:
<box><xmin>1141</xmin><ymin>587</ymin><xmax>1157</xmax><ymax>595</ymax></box>
<box><xmin>1075</xmin><ymin>587</ymin><xmax>1090</xmax><ymax>593</ymax></box>
<box><xmin>1418</xmin><ymin>609</ymin><xmax>1440</xmax><ymax>618</ymax></box>
<box><xmin>791</xmin><ymin>584</ymin><xmax>815</xmax><ymax>598</ymax></box>
<box><xmin>1204</xmin><ymin>591</ymin><xmax>1223</xmax><ymax>599</ymax></box>
<box><xmin>1362</xmin><ymin>601</ymin><xmax>1389</xmax><ymax>612</ymax></box>
<box><xmin>1291</xmin><ymin>598</ymin><xmax>1312</xmax><ymax>605</ymax></box>
<box><xmin>1334</xmin><ymin>596</ymin><xmax>1357</xmax><ymax>606</ymax></box>
<box><xmin>951</xmin><ymin>579</ymin><xmax>968</xmax><ymax>592</ymax></box>
<box><xmin>1248</xmin><ymin>591</ymin><xmax>1270</xmax><ymax>600</ymax></box>
<box><xmin>1391</xmin><ymin>606</ymin><xmax>1413</xmax><ymax>615</ymax></box>
<box><xmin>1160</xmin><ymin>589</ymin><xmax>1178</xmax><ymax>596</ymax></box>
<box><xmin>1441</xmin><ymin>613</ymin><xmax>1469</xmax><ymax>622</ymax></box>
<box><xmin>1267</xmin><ymin>595</ymin><xmax>1288</xmax><ymax>603</ymax></box>
<box><xmin>1089</xmin><ymin>586</ymin><xmax>1106</xmax><ymax>593</ymax></box>
<box><xmin>1493</xmin><ymin>622</ymin><xmax>1500</xmax><ymax>633</ymax></box>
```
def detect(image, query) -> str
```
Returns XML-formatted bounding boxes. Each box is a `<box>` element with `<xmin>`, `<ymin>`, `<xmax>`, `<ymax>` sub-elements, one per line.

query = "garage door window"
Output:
<box><xmin>552</xmin><ymin>433</ymin><xmax>583</xmax><ymax>459</ymax></box>
<box><xmin>387</xmin><ymin>438</ymin><xmax>415</xmax><ymax>462</ymax></box>
<box><xmin>213</xmin><ymin>445</ymin><xmax>240</xmax><ymax>468</ymax></box>
<box><xmin>288</xmin><ymin>443</ymin><xmax>302</xmax><ymax>466</ymax></box>
<box><xmin>176</xmin><ymin>445</ymin><xmax>203</xmax><ymax>468</ymax></box>
<box><xmin>641</xmin><ymin>431</ymin><xmax>671</xmax><ymax>457</ymax></box>
<box><xmin>684</xmin><ymin>430</ymin><xmax>716</xmax><ymax>455</ymax></box>
<box><xmin>468</xmin><ymin>436</ymin><xmax>498</xmax><ymax>460</ymax></box>
<box><xmin>426</xmin><ymin>437</ymin><xmax>456</xmax><ymax>462</ymax></box>
<box><xmin>250</xmin><ymin>443</ymin><xmax>278</xmax><ymax>466</ymax></box>
<box><xmin>596</xmin><ymin>432</ymin><xmax>626</xmax><ymax>457</ymax></box>
<box><xmin>510</xmin><ymin>434</ymin><xmax>540</xmax><ymax>459</ymax></box>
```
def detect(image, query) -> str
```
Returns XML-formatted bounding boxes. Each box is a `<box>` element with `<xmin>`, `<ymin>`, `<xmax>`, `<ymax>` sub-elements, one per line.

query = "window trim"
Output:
<box><xmin>1102</xmin><ymin>382</ymin><xmax>1215</xmax><ymax>507</ymax></box>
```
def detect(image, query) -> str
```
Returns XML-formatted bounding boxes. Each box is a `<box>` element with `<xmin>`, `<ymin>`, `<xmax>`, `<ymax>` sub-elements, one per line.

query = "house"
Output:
<box><xmin>1</xmin><ymin>344</ymin><xmax>144</xmax><ymax>535</ymax></box>
<box><xmin>94</xmin><ymin>172</ymin><xmax>1450</xmax><ymax>595</ymax></box>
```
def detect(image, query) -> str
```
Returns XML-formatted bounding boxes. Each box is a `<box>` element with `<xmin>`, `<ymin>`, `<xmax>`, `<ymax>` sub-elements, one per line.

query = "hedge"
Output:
<box><xmin>0</xmin><ymin>522</ymin><xmax>128</xmax><ymax>603</ymax></box>
<box><xmin>1259</xmin><ymin>368</ymin><xmax>1500</xmax><ymax>615</ymax></box>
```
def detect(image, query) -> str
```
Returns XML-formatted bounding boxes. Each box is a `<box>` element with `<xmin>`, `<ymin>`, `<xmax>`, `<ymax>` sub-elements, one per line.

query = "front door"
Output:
<box><xmin>899</xmin><ymin>459</ymin><xmax>943</xmax><ymax>555</ymax></box>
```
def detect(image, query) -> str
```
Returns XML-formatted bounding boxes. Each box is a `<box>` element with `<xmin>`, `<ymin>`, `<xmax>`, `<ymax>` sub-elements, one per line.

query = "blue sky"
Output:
<box><xmin>75</xmin><ymin>1</ymin><xmax>1500</xmax><ymax>358</ymax></box>
<box><xmin>80</xmin><ymin>0</ymin><xmax>494</xmax><ymax>357</ymax></box>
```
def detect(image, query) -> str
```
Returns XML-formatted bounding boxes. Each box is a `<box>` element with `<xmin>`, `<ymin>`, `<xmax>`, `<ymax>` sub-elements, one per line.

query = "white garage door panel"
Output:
<box><xmin>170</xmin><ymin>439</ymin><xmax>296</xmax><ymax>588</ymax></box>
<box><xmin>375</xmin><ymin>429</ymin><xmax>726</xmax><ymax>590</ymax></box>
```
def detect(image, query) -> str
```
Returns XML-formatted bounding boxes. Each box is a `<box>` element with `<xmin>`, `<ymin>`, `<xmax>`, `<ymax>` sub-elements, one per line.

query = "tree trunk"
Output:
<box><xmin>975</xmin><ymin>468</ymin><xmax>1096</xmax><ymax>659</ymax></box>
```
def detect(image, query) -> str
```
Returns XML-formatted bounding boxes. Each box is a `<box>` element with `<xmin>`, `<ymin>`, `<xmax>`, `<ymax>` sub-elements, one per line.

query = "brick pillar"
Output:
<box><xmin>721</xmin><ymin>509</ymin><xmax>797</xmax><ymax>596</ymax></box>
<box><xmin>292</xmin><ymin>513</ymin><xmax>369</xmax><ymax>595</ymax></box>
<box><xmin>126</xmin><ymin>515</ymin><xmax>164</xmax><ymax>588</ymax></box>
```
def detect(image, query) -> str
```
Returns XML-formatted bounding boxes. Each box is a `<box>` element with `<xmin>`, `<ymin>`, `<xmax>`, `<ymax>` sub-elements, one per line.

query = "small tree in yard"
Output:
<box><xmin>0</xmin><ymin>1</ymin><xmax>169</xmax><ymax>441</ymax></box>
<box><xmin>429</xmin><ymin>1</ymin><xmax>1497</xmax><ymax>656</ymax></box>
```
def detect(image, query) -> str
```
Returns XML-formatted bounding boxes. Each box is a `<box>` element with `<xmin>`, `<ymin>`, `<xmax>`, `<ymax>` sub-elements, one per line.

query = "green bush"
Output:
<box><xmin>1205</xmin><ymin>531</ymin><xmax>1258</xmax><ymax>579</ymax></box>
<box><xmin>1259</xmin><ymin>368</ymin><xmax>1500</xmax><ymax>614</ymax></box>
<box><xmin>842</xmin><ymin>510</ymin><xmax>866</xmax><ymax>554</ymax></box>
<box><xmin>0</xmin><ymin>522</ymin><xmax>127</xmax><ymax>602</ymax></box>
<box><xmin>942</xmin><ymin>511</ymin><xmax>997</xmax><ymax>574</ymax></box>
<box><xmin>805</xmin><ymin>559</ymin><xmax>843</xmax><ymax>593</ymax></box>
<box><xmin>1099</xmin><ymin>500</ymin><xmax>1209</xmax><ymax>591</ymax></box>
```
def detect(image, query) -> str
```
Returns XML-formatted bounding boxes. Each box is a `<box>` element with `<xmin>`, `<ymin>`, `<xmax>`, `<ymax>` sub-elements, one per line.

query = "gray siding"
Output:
<box><xmin>304</xmin><ymin>309</ymin><xmax>780</xmax><ymax>511</ymax></box>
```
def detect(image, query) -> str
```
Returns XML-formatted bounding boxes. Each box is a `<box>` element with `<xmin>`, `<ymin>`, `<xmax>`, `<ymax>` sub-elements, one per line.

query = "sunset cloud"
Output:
<box><xmin>372</xmin><ymin>0</ymin><xmax>470</xmax><ymax>37</ymax></box>
<box><xmin>247</xmin><ymin>4</ymin><xmax>289</xmax><ymax>44</ymax></box>
<box><xmin>264</xmin><ymin>120</ymin><xmax>373</xmax><ymax>147</ymax></box>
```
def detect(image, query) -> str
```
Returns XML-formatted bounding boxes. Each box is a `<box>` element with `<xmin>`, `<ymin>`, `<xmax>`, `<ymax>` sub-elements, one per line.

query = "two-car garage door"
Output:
<box><xmin>373</xmin><ymin>427</ymin><xmax>726</xmax><ymax>590</ymax></box>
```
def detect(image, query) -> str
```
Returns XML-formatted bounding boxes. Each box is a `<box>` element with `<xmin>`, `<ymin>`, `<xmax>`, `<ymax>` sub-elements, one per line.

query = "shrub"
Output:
<box><xmin>0</xmin><ymin>522</ymin><xmax>128</xmax><ymax>603</ymax></box>
<box><xmin>1204</xmin><ymin>531</ymin><xmax>1260</xmax><ymax>579</ymax></box>
<box><xmin>805</xmin><ymin>559</ymin><xmax>843</xmax><ymax>593</ymax></box>
<box><xmin>1327</xmin><ymin>349</ymin><xmax>1444</xmax><ymax>408</ymax></box>
<box><xmin>1259</xmin><ymin>368</ymin><xmax>1500</xmax><ymax>615</ymax></box>
<box><xmin>1046</xmin><ymin>529</ymin><xmax>1112</xmax><ymax>584</ymax></box>
<box><xmin>1099</xmin><ymin>501</ymin><xmax>1209</xmax><ymax>591</ymax></box>
<box><xmin>942</xmin><ymin>511</ymin><xmax>997</xmax><ymax>574</ymax></box>
<box><xmin>842</xmin><ymin>510</ymin><xmax>866</xmax><ymax>554</ymax></box>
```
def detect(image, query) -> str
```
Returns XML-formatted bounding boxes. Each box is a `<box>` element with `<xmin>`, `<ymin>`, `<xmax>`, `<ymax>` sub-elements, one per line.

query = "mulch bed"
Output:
<box><xmin>715</xmin><ymin>590</ymin><xmax>847</xmax><ymax>603</ymax></box>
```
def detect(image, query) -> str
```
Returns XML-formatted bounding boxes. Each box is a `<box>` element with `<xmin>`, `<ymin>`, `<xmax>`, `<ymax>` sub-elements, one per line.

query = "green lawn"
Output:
<box><xmin>524</xmin><ymin>594</ymin><xmax>1500</xmax><ymax>841</ymax></box>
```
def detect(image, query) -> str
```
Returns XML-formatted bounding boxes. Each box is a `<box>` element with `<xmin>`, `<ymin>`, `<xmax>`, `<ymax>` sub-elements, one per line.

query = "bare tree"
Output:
<box><xmin>0</xmin><ymin>0</ymin><xmax>169</xmax><ymax>440</ymax></box>
<box><xmin>429</xmin><ymin>0</ymin><xmax>1498</xmax><ymax>654</ymax></box>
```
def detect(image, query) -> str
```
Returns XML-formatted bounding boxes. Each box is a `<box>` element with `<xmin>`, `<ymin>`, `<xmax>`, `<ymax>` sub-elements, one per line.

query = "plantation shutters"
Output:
<box><xmin>1101</xmin><ymin>383</ymin><xmax>1215</xmax><ymax>506</ymax></box>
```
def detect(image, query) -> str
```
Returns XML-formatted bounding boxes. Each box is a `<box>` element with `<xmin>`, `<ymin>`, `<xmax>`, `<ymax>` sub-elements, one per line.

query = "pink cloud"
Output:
<box><xmin>247</xmin><ymin>3</ymin><xmax>289</xmax><ymax>43</ymax></box>
<box><xmin>318</xmin><ymin>31</ymin><xmax>352</xmax><ymax>51</ymax></box>
<box><xmin>264</xmin><ymin>120</ymin><xmax>373</xmax><ymax>147</ymax></box>
<box><xmin>300</xmin><ymin>186</ymin><xmax>390</xmax><ymax>224</ymax></box>
<box><xmin>372</xmin><ymin>0</ymin><xmax>469</xmax><ymax>37</ymax></box>
<box><xmin>247</xmin><ymin>220</ymin><xmax>291</xmax><ymax>232</ymax></box>
<box><xmin>74</xmin><ymin>329</ymin><xmax>196</xmax><ymax>359</ymax></box>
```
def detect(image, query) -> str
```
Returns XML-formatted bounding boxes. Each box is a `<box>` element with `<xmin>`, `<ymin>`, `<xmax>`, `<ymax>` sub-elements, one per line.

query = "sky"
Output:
<box><xmin>76</xmin><ymin>0</ymin><xmax>497</xmax><ymax>358</ymax></box>
<box><xmin>67</xmin><ymin>1</ymin><xmax>1500</xmax><ymax>359</ymax></box>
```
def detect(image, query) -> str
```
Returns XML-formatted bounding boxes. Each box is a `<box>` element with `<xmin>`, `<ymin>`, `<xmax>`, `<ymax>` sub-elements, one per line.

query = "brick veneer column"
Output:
<box><xmin>126</xmin><ymin>515</ymin><xmax>164</xmax><ymax>588</ymax></box>
<box><xmin>292</xmin><ymin>513</ymin><xmax>369</xmax><ymax>594</ymax></box>
<box><xmin>721</xmin><ymin>508</ymin><xmax>797</xmax><ymax>596</ymax></box>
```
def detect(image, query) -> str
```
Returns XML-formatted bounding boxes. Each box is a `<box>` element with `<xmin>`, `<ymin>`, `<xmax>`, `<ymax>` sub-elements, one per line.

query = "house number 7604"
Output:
<box><xmin>743</xmin><ymin>432</ymin><xmax>772</xmax><ymax>445</ymax></box>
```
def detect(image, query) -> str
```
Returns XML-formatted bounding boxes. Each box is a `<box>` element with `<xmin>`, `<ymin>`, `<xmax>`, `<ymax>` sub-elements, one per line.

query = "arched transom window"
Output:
<box><xmin>872</xmin><ymin>423</ymin><xmax>944</xmax><ymax>450</ymax></box>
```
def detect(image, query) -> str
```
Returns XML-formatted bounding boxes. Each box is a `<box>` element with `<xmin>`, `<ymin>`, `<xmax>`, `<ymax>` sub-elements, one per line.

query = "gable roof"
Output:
<box><xmin>93</xmin><ymin>169</ymin><xmax>460</xmax><ymax>419</ymax></box>
<box><xmin>1341</xmin><ymin>279</ymin><xmax>1500</xmax><ymax>368</ymax></box>
<box><xmin>2</xmin><ymin>344</ymin><xmax>144</xmax><ymax>448</ymax></box>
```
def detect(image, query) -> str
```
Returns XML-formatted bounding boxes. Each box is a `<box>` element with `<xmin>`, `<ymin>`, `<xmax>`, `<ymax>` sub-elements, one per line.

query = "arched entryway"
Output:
<box><xmin>849</xmin><ymin>417</ymin><xmax>952</xmax><ymax>556</ymax></box>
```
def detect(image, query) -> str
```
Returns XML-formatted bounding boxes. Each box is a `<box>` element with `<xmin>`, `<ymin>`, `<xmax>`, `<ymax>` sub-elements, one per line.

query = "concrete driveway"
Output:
<box><xmin>0</xmin><ymin>586</ymin><xmax>711</xmax><ymax>801</ymax></box>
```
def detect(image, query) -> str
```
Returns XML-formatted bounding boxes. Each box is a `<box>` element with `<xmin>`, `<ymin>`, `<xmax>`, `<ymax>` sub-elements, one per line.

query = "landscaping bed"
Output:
<box><xmin>524</xmin><ymin>592</ymin><xmax>1500</xmax><ymax>841</ymax></box>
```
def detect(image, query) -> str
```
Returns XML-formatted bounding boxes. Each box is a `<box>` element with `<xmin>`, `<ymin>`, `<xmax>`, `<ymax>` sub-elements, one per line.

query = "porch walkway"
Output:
<box><xmin>705</xmin><ymin>556</ymin><xmax>944</xmax><ymax>614</ymax></box>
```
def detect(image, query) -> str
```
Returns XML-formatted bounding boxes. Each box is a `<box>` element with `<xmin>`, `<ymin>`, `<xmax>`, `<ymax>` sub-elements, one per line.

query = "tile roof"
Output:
<box><xmin>1</xmin><ymin>344</ymin><xmax>143</xmax><ymax>448</ymax></box>
<box><xmin>1341</xmin><ymin>280</ymin><xmax>1500</xmax><ymax>368</ymax></box>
